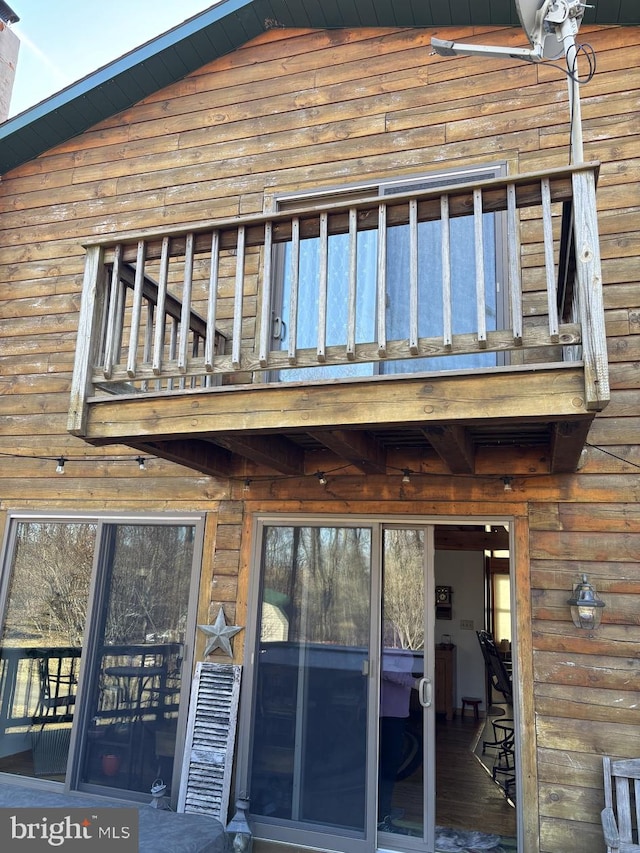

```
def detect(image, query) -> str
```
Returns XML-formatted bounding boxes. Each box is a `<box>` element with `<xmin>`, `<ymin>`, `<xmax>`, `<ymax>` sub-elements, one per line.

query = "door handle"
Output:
<box><xmin>418</xmin><ymin>677</ymin><xmax>432</xmax><ymax>708</ymax></box>
<box><xmin>272</xmin><ymin>315</ymin><xmax>286</xmax><ymax>341</ymax></box>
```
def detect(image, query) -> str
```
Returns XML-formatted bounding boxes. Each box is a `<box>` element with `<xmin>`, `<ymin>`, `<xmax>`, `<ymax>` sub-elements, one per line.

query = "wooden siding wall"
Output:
<box><xmin>0</xmin><ymin>23</ymin><xmax>639</xmax><ymax>853</ymax></box>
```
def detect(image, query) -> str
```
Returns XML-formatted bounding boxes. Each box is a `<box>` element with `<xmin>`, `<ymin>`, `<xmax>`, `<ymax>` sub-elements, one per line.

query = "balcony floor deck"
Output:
<box><xmin>80</xmin><ymin>364</ymin><xmax>595</xmax><ymax>477</ymax></box>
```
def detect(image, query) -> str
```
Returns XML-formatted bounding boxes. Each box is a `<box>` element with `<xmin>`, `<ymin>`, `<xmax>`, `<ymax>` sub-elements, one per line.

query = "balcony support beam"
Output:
<box><xmin>209</xmin><ymin>434</ymin><xmax>305</xmax><ymax>476</ymax></box>
<box><xmin>549</xmin><ymin>419</ymin><xmax>592</xmax><ymax>474</ymax></box>
<box><xmin>129</xmin><ymin>438</ymin><xmax>234</xmax><ymax>478</ymax></box>
<box><xmin>313</xmin><ymin>429</ymin><xmax>387</xmax><ymax>474</ymax></box>
<box><xmin>422</xmin><ymin>425</ymin><xmax>476</xmax><ymax>474</ymax></box>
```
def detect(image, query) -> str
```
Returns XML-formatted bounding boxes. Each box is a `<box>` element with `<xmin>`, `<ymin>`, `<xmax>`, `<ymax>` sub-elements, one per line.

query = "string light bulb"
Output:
<box><xmin>243</xmin><ymin>478</ymin><xmax>252</xmax><ymax>492</ymax></box>
<box><xmin>502</xmin><ymin>476</ymin><xmax>513</xmax><ymax>492</ymax></box>
<box><xmin>402</xmin><ymin>469</ymin><xmax>411</xmax><ymax>484</ymax></box>
<box><xmin>55</xmin><ymin>457</ymin><xmax>66</xmax><ymax>475</ymax></box>
<box><xmin>316</xmin><ymin>472</ymin><xmax>328</xmax><ymax>486</ymax></box>
<box><xmin>136</xmin><ymin>456</ymin><xmax>146</xmax><ymax>471</ymax></box>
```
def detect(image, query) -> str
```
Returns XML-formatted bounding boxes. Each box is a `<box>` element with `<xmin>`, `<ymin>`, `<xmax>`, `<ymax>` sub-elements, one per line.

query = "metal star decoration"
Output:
<box><xmin>198</xmin><ymin>607</ymin><xmax>243</xmax><ymax>657</ymax></box>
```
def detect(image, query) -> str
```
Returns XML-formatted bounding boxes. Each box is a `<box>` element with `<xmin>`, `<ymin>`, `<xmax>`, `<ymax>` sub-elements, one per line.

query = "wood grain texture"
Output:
<box><xmin>0</xmin><ymin>23</ymin><xmax>639</xmax><ymax>853</ymax></box>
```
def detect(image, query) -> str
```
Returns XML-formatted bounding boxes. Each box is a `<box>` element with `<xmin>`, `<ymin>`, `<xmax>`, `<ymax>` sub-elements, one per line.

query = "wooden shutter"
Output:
<box><xmin>177</xmin><ymin>662</ymin><xmax>242</xmax><ymax>820</ymax></box>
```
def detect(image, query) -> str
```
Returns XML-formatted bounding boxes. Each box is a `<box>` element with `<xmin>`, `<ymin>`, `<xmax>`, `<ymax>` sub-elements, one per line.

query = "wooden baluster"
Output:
<box><xmin>232</xmin><ymin>226</ymin><xmax>245</xmax><ymax>370</ymax></box>
<box><xmin>441</xmin><ymin>196</ymin><xmax>452</xmax><ymax>352</ymax></box>
<box><xmin>474</xmin><ymin>187</ymin><xmax>487</xmax><ymax>349</ymax></box>
<box><xmin>126</xmin><ymin>240</ymin><xmax>146</xmax><ymax>379</ymax></box>
<box><xmin>377</xmin><ymin>203</ymin><xmax>387</xmax><ymax>358</ymax></box>
<box><xmin>258</xmin><ymin>222</ymin><xmax>272</xmax><ymax>368</ymax></box>
<box><xmin>409</xmin><ymin>198</ymin><xmax>419</xmax><ymax>355</ymax></box>
<box><xmin>142</xmin><ymin>301</ymin><xmax>153</xmax><ymax>392</ymax></box>
<box><xmin>152</xmin><ymin>235</ymin><xmax>170</xmax><ymax>377</ymax></box>
<box><xmin>346</xmin><ymin>208</ymin><xmax>358</xmax><ymax>361</ymax></box>
<box><xmin>168</xmin><ymin>317</ymin><xmax>178</xmax><ymax>391</ymax></box>
<box><xmin>317</xmin><ymin>211</ymin><xmax>328</xmax><ymax>363</ymax></box>
<box><xmin>507</xmin><ymin>183</ymin><xmax>523</xmax><ymax>346</ymax></box>
<box><xmin>102</xmin><ymin>244</ymin><xmax>123</xmax><ymax>379</ymax></box>
<box><xmin>178</xmin><ymin>233</ymin><xmax>194</xmax><ymax>374</ymax></box>
<box><xmin>287</xmin><ymin>217</ymin><xmax>300</xmax><ymax>365</ymax></box>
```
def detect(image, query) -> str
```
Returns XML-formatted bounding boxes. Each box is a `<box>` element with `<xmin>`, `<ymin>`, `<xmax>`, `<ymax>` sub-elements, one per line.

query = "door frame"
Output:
<box><xmin>236</xmin><ymin>513</ymin><xmax>523</xmax><ymax>853</ymax></box>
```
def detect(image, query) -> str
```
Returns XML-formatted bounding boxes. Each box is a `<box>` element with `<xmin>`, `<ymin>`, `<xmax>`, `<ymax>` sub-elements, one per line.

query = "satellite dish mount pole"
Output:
<box><xmin>551</xmin><ymin>10</ymin><xmax>584</xmax><ymax>163</ymax></box>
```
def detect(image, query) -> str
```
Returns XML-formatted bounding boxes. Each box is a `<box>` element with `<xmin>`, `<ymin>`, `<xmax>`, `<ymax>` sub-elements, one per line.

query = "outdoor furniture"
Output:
<box><xmin>601</xmin><ymin>755</ymin><xmax>640</xmax><ymax>853</ymax></box>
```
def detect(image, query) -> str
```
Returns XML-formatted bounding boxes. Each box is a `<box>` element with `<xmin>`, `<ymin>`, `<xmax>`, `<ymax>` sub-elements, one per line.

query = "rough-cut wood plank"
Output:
<box><xmin>82</xmin><ymin>367</ymin><xmax>592</xmax><ymax>441</ymax></box>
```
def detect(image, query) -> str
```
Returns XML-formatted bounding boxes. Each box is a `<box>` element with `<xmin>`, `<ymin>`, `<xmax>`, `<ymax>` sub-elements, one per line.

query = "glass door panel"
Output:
<box><xmin>250</xmin><ymin>526</ymin><xmax>372</xmax><ymax>834</ymax></box>
<box><xmin>77</xmin><ymin>523</ymin><xmax>194</xmax><ymax>798</ymax></box>
<box><xmin>0</xmin><ymin>522</ymin><xmax>95</xmax><ymax>782</ymax></box>
<box><xmin>378</xmin><ymin>528</ymin><xmax>430</xmax><ymax>844</ymax></box>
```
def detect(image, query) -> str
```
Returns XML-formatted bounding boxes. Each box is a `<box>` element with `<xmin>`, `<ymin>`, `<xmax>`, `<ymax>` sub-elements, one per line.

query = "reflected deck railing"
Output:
<box><xmin>68</xmin><ymin>163</ymin><xmax>609</xmax><ymax>436</ymax></box>
<box><xmin>0</xmin><ymin>645</ymin><xmax>181</xmax><ymax>737</ymax></box>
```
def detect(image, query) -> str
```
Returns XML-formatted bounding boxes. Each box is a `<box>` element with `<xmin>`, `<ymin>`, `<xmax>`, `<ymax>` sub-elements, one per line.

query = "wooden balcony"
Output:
<box><xmin>68</xmin><ymin>163</ymin><xmax>609</xmax><ymax>478</ymax></box>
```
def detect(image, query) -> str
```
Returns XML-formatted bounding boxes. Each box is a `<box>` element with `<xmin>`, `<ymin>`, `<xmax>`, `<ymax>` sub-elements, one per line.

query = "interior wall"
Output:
<box><xmin>435</xmin><ymin>549</ymin><xmax>487</xmax><ymax>711</ymax></box>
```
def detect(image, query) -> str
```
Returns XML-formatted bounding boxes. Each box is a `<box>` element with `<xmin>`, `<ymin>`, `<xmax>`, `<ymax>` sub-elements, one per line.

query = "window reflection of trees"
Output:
<box><xmin>105</xmin><ymin>525</ymin><xmax>193</xmax><ymax>645</ymax></box>
<box><xmin>383</xmin><ymin>529</ymin><xmax>425</xmax><ymax>651</ymax></box>
<box><xmin>262</xmin><ymin>527</ymin><xmax>371</xmax><ymax>646</ymax></box>
<box><xmin>2</xmin><ymin>522</ymin><xmax>96</xmax><ymax>647</ymax></box>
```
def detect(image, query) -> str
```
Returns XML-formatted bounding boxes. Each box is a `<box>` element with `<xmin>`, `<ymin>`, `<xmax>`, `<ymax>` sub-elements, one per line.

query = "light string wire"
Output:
<box><xmin>0</xmin><ymin>441</ymin><xmax>638</xmax><ymax>479</ymax></box>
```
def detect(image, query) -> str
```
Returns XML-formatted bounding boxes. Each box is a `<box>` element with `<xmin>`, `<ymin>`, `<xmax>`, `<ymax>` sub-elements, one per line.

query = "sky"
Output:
<box><xmin>7</xmin><ymin>1</ymin><xmax>219</xmax><ymax>118</ymax></box>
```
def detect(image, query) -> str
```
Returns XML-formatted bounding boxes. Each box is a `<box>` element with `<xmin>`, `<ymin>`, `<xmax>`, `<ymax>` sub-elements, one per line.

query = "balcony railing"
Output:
<box><xmin>68</xmin><ymin>163</ymin><xmax>609</xmax><ymax>437</ymax></box>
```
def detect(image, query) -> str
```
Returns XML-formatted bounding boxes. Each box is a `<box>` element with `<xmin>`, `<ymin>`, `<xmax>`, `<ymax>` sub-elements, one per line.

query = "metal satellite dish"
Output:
<box><xmin>516</xmin><ymin>0</ymin><xmax>564</xmax><ymax>60</ymax></box>
<box><xmin>431</xmin><ymin>0</ymin><xmax>585</xmax><ymax>63</ymax></box>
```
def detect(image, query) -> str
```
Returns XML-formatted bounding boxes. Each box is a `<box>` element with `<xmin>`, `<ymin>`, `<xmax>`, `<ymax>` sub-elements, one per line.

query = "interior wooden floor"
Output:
<box><xmin>393</xmin><ymin>710</ymin><xmax>516</xmax><ymax>840</ymax></box>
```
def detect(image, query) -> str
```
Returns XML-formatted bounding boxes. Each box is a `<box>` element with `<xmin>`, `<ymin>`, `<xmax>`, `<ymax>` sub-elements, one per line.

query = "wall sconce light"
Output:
<box><xmin>226</xmin><ymin>796</ymin><xmax>253</xmax><ymax>853</ymax></box>
<box><xmin>567</xmin><ymin>574</ymin><xmax>605</xmax><ymax>629</ymax></box>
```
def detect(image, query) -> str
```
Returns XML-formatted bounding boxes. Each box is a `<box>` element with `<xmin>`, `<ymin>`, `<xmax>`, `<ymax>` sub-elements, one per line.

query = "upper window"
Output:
<box><xmin>270</xmin><ymin>165</ymin><xmax>507</xmax><ymax>381</ymax></box>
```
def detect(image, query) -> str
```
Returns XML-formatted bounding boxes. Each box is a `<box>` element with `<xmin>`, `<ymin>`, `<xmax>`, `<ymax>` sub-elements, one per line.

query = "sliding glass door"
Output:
<box><xmin>0</xmin><ymin>521</ymin><xmax>96</xmax><ymax>782</ymax></box>
<box><xmin>0</xmin><ymin>514</ymin><xmax>203</xmax><ymax>804</ymax></box>
<box><xmin>75</xmin><ymin>522</ymin><xmax>198</xmax><ymax>798</ymax></box>
<box><xmin>242</xmin><ymin>521</ymin><xmax>437</xmax><ymax>853</ymax></box>
<box><xmin>248</xmin><ymin>526</ymin><xmax>373</xmax><ymax>834</ymax></box>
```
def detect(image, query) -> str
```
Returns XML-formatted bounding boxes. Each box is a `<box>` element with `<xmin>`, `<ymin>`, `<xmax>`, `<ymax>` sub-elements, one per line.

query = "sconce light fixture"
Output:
<box><xmin>227</xmin><ymin>796</ymin><xmax>253</xmax><ymax>853</ymax></box>
<box><xmin>567</xmin><ymin>574</ymin><xmax>605</xmax><ymax>629</ymax></box>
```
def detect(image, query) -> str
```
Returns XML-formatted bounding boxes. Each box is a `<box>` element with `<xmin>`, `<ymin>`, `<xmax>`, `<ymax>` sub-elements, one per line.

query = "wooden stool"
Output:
<box><xmin>461</xmin><ymin>696</ymin><xmax>482</xmax><ymax>720</ymax></box>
